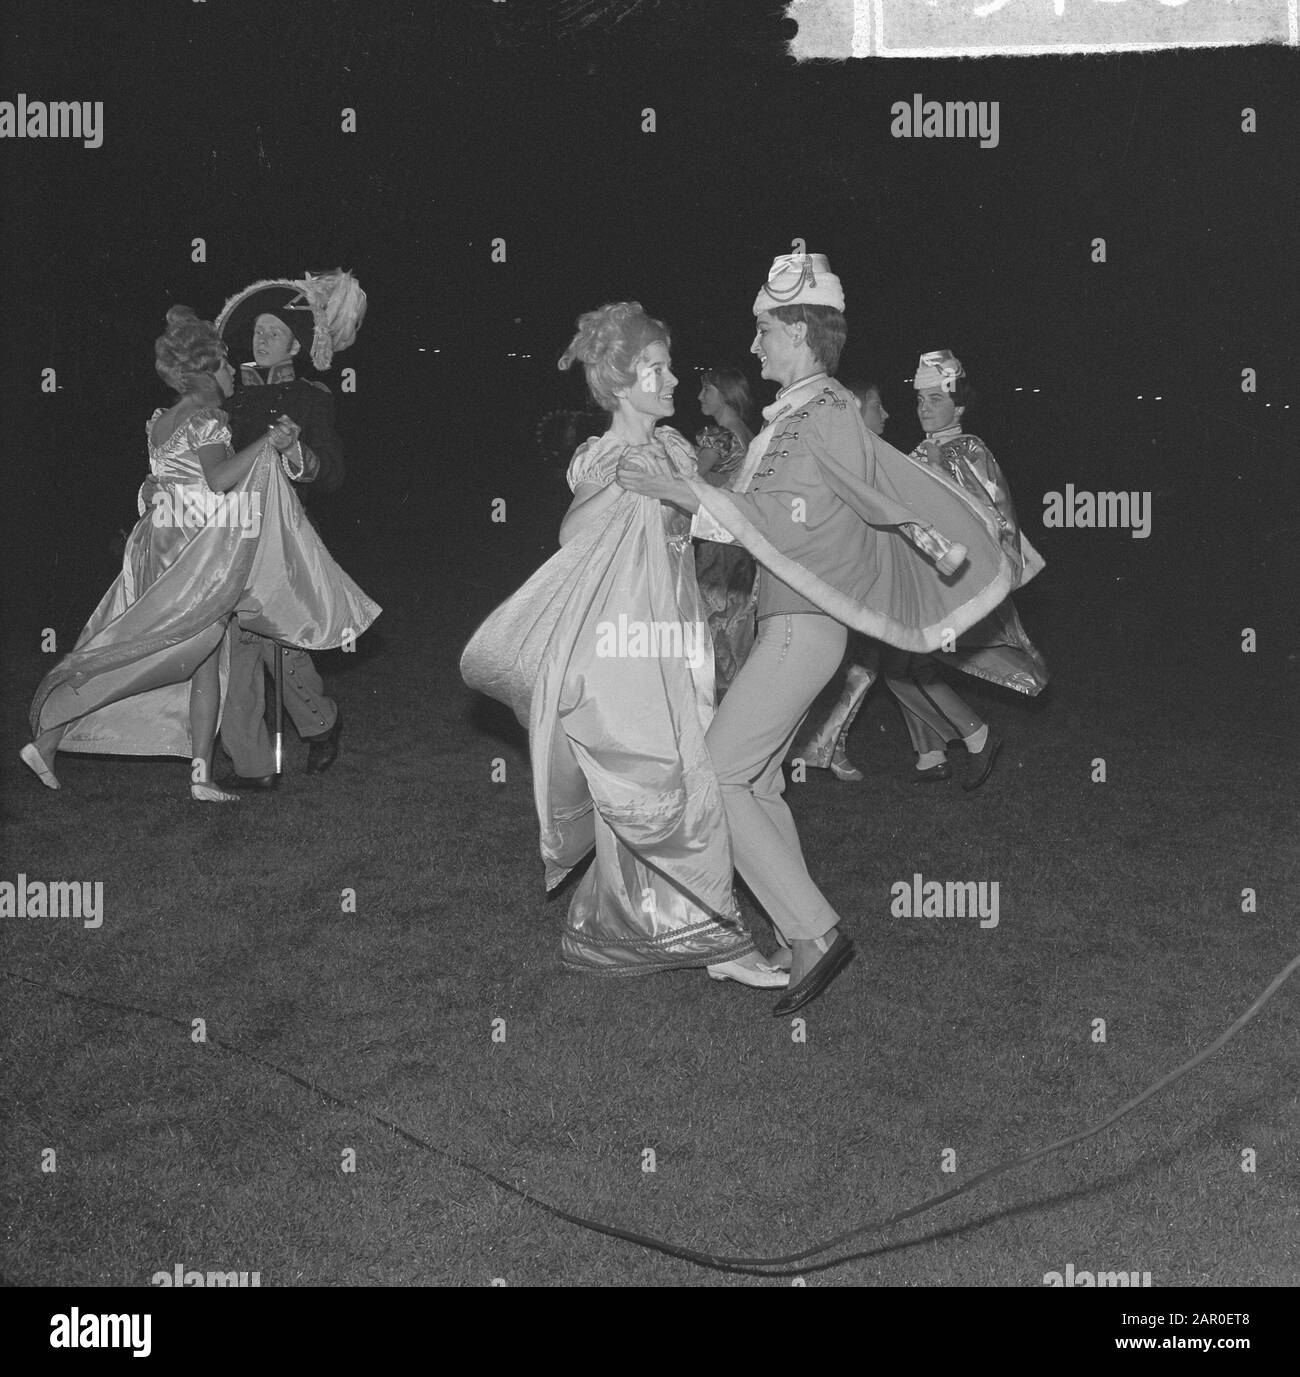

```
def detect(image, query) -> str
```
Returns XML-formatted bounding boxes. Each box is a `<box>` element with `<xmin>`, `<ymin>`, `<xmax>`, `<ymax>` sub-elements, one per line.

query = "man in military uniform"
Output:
<box><xmin>214</xmin><ymin>272</ymin><xmax>366</xmax><ymax>788</ymax></box>
<box><xmin>617</xmin><ymin>253</ymin><xmax>1019</xmax><ymax>1017</ymax></box>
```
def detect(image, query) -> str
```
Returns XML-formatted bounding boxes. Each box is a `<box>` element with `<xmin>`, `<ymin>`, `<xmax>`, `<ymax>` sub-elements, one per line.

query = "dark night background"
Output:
<box><xmin>3</xmin><ymin>0</ymin><xmax>1296</xmax><ymax>650</ymax></box>
<box><xmin>0</xmin><ymin>0</ymin><xmax>1297</xmax><ymax>1299</ymax></box>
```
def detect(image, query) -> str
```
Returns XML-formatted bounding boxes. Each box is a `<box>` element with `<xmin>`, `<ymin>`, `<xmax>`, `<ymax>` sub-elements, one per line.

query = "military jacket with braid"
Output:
<box><xmin>717</xmin><ymin>383</ymin><xmax>894</xmax><ymax>619</ymax></box>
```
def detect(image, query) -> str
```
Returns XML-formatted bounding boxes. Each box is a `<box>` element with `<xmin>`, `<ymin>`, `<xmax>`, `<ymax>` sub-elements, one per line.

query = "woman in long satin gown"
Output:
<box><xmin>461</xmin><ymin>302</ymin><xmax>786</xmax><ymax>985</ymax></box>
<box><xmin>21</xmin><ymin>306</ymin><xmax>380</xmax><ymax>802</ymax></box>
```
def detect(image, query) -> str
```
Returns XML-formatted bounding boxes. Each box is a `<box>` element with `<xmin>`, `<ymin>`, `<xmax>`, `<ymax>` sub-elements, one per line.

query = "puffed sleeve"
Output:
<box><xmin>565</xmin><ymin>436</ymin><xmax>619</xmax><ymax>492</ymax></box>
<box><xmin>187</xmin><ymin>408</ymin><xmax>233</xmax><ymax>452</ymax></box>
<box><xmin>656</xmin><ymin>426</ymin><xmax>700</xmax><ymax>478</ymax></box>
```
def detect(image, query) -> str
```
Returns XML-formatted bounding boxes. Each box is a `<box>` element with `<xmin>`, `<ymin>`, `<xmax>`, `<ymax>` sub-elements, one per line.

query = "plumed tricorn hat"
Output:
<box><xmin>216</xmin><ymin>269</ymin><xmax>367</xmax><ymax>371</ymax></box>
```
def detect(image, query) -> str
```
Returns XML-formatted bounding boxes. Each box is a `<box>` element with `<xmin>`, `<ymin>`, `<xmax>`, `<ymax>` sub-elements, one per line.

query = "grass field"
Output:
<box><xmin>2</xmin><ymin>400</ymin><xmax>1296</xmax><ymax>1286</ymax></box>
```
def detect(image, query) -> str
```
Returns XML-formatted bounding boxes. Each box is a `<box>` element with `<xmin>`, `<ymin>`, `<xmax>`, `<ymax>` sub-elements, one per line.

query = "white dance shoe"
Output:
<box><xmin>707</xmin><ymin>954</ymin><xmax>791</xmax><ymax>988</ymax></box>
<box><xmin>20</xmin><ymin>744</ymin><xmax>59</xmax><ymax>789</ymax></box>
<box><xmin>191</xmin><ymin>781</ymin><xmax>241</xmax><ymax>804</ymax></box>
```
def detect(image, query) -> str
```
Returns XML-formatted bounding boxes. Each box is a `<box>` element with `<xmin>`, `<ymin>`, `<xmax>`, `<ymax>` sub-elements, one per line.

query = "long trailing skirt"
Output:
<box><xmin>461</xmin><ymin>481</ymin><xmax>757</xmax><ymax>974</ymax></box>
<box><xmin>462</xmin><ymin>424</ymin><xmax>1029</xmax><ymax>972</ymax></box>
<box><xmin>30</xmin><ymin>445</ymin><xmax>380</xmax><ymax>756</ymax></box>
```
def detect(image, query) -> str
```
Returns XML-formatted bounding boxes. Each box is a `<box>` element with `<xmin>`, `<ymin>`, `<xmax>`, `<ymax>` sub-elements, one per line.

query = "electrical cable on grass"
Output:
<box><xmin>4</xmin><ymin>951</ymin><xmax>1296</xmax><ymax>1275</ymax></box>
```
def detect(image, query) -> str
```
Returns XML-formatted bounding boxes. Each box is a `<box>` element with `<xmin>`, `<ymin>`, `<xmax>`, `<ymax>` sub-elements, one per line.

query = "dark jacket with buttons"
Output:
<box><xmin>225</xmin><ymin>365</ymin><xmax>345</xmax><ymax>498</ymax></box>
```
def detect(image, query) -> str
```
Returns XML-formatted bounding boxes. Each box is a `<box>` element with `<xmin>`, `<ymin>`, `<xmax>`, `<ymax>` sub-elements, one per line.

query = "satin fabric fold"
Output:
<box><xmin>460</xmin><ymin>430</ymin><xmax>754</xmax><ymax>974</ymax></box>
<box><xmin>31</xmin><ymin>410</ymin><xmax>380</xmax><ymax>755</ymax></box>
<box><xmin>915</xmin><ymin>432</ymin><xmax>1049</xmax><ymax>696</ymax></box>
<box><xmin>795</xmin><ymin>649</ymin><xmax>881</xmax><ymax>768</ymax></box>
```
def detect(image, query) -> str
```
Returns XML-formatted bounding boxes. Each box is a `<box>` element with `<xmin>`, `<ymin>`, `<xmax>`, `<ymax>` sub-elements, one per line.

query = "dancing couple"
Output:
<box><xmin>463</xmin><ymin>253</ymin><xmax>1036</xmax><ymax>1015</ymax></box>
<box><xmin>21</xmin><ymin>274</ymin><xmax>379</xmax><ymax>801</ymax></box>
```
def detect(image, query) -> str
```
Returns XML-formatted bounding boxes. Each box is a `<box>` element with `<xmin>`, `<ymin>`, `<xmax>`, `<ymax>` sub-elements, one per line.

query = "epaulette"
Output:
<box><xmin>814</xmin><ymin>387</ymin><xmax>848</xmax><ymax>410</ymax></box>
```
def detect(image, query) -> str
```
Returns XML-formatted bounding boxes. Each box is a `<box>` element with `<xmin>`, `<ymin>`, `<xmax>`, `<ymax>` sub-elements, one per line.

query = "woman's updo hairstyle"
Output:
<box><xmin>557</xmin><ymin>301</ymin><xmax>670</xmax><ymax>413</ymax></box>
<box><xmin>155</xmin><ymin>305</ymin><xmax>226</xmax><ymax>394</ymax></box>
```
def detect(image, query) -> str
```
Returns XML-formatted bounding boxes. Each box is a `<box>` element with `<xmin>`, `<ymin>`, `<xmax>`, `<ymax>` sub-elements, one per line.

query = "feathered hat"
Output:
<box><xmin>216</xmin><ymin>269</ymin><xmax>367</xmax><ymax>371</ymax></box>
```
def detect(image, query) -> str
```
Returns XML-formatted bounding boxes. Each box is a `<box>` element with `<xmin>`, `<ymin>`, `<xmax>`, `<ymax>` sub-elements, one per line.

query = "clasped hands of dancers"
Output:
<box><xmin>21</xmin><ymin>270</ymin><xmax>379</xmax><ymax>804</ymax></box>
<box><xmin>462</xmin><ymin>251</ymin><xmax>1045</xmax><ymax>1016</ymax></box>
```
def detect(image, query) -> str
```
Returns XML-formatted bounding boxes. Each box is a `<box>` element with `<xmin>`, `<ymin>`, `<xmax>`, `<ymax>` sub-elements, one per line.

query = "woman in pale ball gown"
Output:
<box><xmin>461</xmin><ymin>302</ymin><xmax>788</xmax><ymax>987</ymax></box>
<box><xmin>21</xmin><ymin>306</ymin><xmax>380</xmax><ymax>802</ymax></box>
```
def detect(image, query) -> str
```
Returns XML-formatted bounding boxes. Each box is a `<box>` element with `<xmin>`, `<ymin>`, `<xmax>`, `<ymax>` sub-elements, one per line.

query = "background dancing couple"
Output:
<box><xmin>21</xmin><ymin>275</ymin><xmax>379</xmax><ymax>803</ymax></box>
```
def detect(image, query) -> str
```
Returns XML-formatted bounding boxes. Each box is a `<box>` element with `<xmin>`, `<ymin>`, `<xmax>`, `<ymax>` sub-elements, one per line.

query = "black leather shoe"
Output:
<box><xmin>222</xmin><ymin>773</ymin><xmax>278</xmax><ymax>791</ymax></box>
<box><xmin>962</xmin><ymin>731</ymin><xmax>1003</xmax><ymax>792</ymax></box>
<box><xmin>304</xmin><ymin>709</ymin><xmax>343</xmax><ymax>774</ymax></box>
<box><xmin>772</xmin><ymin>932</ymin><xmax>856</xmax><ymax>1017</ymax></box>
<box><xmin>911</xmin><ymin>761</ymin><xmax>952</xmax><ymax>783</ymax></box>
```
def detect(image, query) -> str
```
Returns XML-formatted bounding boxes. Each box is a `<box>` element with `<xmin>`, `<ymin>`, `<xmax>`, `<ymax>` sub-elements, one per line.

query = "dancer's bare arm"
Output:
<box><xmin>199</xmin><ymin>418</ymin><xmax>299</xmax><ymax>492</ymax></box>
